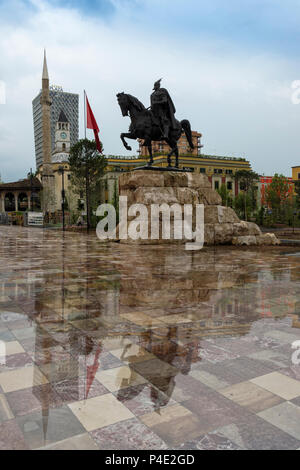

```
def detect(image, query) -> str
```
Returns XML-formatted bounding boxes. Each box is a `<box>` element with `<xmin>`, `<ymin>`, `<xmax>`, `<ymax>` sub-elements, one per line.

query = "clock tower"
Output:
<box><xmin>55</xmin><ymin>110</ymin><xmax>70</xmax><ymax>153</ymax></box>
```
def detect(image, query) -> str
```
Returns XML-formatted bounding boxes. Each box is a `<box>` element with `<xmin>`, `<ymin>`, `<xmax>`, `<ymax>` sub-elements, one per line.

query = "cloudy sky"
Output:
<box><xmin>1</xmin><ymin>0</ymin><xmax>300</xmax><ymax>181</ymax></box>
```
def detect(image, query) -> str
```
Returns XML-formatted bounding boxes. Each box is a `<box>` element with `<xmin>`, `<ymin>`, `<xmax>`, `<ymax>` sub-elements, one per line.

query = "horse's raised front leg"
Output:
<box><xmin>120</xmin><ymin>132</ymin><xmax>135</xmax><ymax>151</ymax></box>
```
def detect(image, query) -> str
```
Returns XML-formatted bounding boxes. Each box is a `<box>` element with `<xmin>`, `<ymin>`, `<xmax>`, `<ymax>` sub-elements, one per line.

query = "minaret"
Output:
<box><xmin>40</xmin><ymin>50</ymin><xmax>56</xmax><ymax>213</ymax></box>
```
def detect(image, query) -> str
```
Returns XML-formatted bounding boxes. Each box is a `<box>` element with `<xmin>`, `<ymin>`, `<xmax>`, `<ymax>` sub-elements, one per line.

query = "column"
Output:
<box><xmin>0</xmin><ymin>193</ymin><xmax>4</xmax><ymax>212</ymax></box>
<box><xmin>14</xmin><ymin>192</ymin><xmax>18</xmax><ymax>212</ymax></box>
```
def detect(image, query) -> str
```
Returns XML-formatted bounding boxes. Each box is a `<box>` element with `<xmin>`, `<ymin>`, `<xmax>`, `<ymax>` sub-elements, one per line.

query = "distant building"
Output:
<box><xmin>292</xmin><ymin>166</ymin><xmax>300</xmax><ymax>183</ymax></box>
<box><xmin>32</xmin><ymin>86</ymin><xmax>79</xmax><ymax>169</ymax></box>
<box><xmin>0</xmin><ymin>177</ymin><xmax>42</xmax><ymax>212</ymax></box>
<box><xmin>138</xmin><ymin>131</ymin><xmax>203</xmax><ymax>157</ymax></box>
<box><xmin>258</xmin><ymin>175</ymin><xmax>294</xmax><ymax>208</ymax></box>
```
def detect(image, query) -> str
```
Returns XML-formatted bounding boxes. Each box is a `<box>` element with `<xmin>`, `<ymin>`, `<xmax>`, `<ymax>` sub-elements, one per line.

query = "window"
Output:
<box><xmin>227</xmin><ymin>182</ymin><xmax>233</xmax><ymax>190</ymax></box>
<box><xmin>214</xmin><ymin>169</ymin><xmax>223</xmax><ymax>174</ymax></box>
<box><xmin>215</xmin><ymin>181</ymin><xmax>219</xmax><ymax>190</ymax></box>
<box><xmin>62</xmin><ymin>143</ymin><xmax>66</xmax><ymax>151</ymax></box>
<box><xmin>67</xmin><ymin>174</ymin><xmax>71</xmax><ymax>181</ymax></box>
<box><xmin>226</xmin><ymin>170</ymin><xmax>233</xmax><ymax>175</ymax></box>
<box><xmin>298</xmin><ymin>173</ymin><xmax>300</xmax><ymax>180</ymax></box>
<box><xmin>200</xmin><ymin>168</ymin><xmax>206</xmax><ymax>174</ymax></box>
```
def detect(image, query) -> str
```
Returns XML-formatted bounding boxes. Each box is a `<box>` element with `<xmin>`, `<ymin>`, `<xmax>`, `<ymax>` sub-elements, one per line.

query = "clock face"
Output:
<box><xmin>60</xmin><ymin>132</ymin><xmax>67</xmax><ymax>140</ymax></box>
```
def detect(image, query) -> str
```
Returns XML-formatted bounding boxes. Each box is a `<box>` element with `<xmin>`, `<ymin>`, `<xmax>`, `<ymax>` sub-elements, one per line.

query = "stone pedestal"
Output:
<box><xmin>117</xmin><ymin>170</ymin><xmax>279</xmax><ymax>246</ymax></box>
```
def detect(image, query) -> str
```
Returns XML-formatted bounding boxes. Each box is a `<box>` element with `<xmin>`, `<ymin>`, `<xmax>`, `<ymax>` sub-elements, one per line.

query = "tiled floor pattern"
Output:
<box><xmin>0</xmin><ymin>226</ymin><xmax>299</xmax><ymax>449</ymax></box>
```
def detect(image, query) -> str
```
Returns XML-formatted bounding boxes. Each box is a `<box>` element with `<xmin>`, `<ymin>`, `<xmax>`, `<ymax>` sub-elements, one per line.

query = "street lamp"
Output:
<box><xmin>58</xmin><ymin>166</ymin><xmax>65</xmax><ymax>232</ymax></box>
<box><xmin>27</xmin><ymin>168</ymin><xmax>34</xmax><ymax>212</ymax></box>
<box><xmin>293</xmin><ymin>210</ymin><xmax>298</xmax><ymax>234</ymax></box>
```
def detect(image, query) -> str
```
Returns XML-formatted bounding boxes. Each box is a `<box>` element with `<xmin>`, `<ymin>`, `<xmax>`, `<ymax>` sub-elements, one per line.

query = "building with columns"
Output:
<box><xmin>0</xmin><ymin>177</ymin><xmax>42</xmax><ymax>213</ymax></box>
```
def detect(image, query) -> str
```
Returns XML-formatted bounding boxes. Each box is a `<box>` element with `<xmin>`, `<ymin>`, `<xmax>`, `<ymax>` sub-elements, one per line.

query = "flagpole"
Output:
<box><xmin>84</xmin><ymin>89</ymin><xmax>86</xmax><ymax>139</ymax></box>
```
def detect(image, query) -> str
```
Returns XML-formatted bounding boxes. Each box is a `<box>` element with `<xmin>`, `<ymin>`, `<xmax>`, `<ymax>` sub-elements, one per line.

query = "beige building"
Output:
<box><xmin>139</xmin><ymin>130</ymin><xmax>203</xmax><ymax>157</ymax></box>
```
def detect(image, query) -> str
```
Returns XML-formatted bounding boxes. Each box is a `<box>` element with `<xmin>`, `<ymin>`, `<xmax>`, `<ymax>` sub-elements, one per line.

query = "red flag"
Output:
<box><xmin>85</xmin><ymin>344</ymin><xmax>102</xmax><ymax>399</ymax></box>
<box><xmin>86</xmin><ymin>94</ymin><xmax>102</xmax><ymax>153</ymax></box>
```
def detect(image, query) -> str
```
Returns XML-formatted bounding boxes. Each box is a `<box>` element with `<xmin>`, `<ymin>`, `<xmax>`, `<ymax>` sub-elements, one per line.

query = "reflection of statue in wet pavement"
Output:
<box><xmin>114</xmin><ymin>326</ymin><xmax>197</xmax><ymax>413</ymax></box>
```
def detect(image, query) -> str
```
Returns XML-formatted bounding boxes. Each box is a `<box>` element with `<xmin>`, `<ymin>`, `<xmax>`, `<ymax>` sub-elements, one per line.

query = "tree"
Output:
<box><xmin>111</xmin><ymin>179</ymin><xmax>119</xmax><ymax>223</ymax></box>
<box><xmin>234</xmin><ymin>170</ymin><xmax>259</xmax><ymax>220</ymax></box>
<box><xmin>295</xmin><ymin>181</ymin><xmax>300</xmax><ymax>209</ymax></box>
<box><xmin>217</xmin><ymin>184</ymin><xmax>233</xmax><ymax>207</ymax></box>
<box><xmin>234</xmin><ymin>192</ymin><xmax>252</xmax><ymax>220</ymax></box>
<box><xmin>69</xmin><ymin>139</ymin><xmax>106</xmax><ymax>229</ymax></box>
<box><xmin>265</xmin><ymin>174</ymin><xmax>292</xmax><ymax>223</ymax></box>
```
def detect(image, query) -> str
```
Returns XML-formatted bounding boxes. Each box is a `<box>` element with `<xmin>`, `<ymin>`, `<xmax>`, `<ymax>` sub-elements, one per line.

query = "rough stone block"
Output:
<box><xmin>163</xmin><ymin>172</ymin><xmax>188</xmax><ymax>187</ymax></box>
<box><xmin>133</xmin><ymin>187</ymin><xmax>178</xmax><ymax>205</ymax></box>
<box><xmin>204</xmin><ymin>206</ymin><xmax>239</xmax><ymax>224</ymax></box>
<box><xmin>119</xmin><ymin>171</ymin><xmax>164</xmax><ymax>189</ymax></box>
<box><xmin>204</xmin><ymin>224</ymin><xmax>215</xmax><ymax>245</ymax></box>
<box><xmin>187</xmin><ymin>173</ymin><xmax>211</xmax><ymax>189</ymax></box>
<box><xmin>175</xmin><ymin>187</ymin><xmax>200</xmax><ymax>205</ymax></box>
<box><xmin>233</xmin><ymin>221</ymin><xmax>261</xmax><ymax>236</ymax></box>
<box><xmin>256</xmin><ymin>233</ymin><xmax>280</xmax><ymax>246</ymax></box>
<box><xmin>220</xmin><ymin>207</ymin><xmax>240</xmax><ymax>224</ymax></box>
<box><xmin>214</xmin><ymin>223</ymin><xmax>234</xmax><ymax>244</ymax></box>
<box><xmin>119</xmin><ymin>188</ymin><xmax>135</xmax><ymax>205</ymax></box>
<box><xmin>198</xmin><ymin>188</ymin><xmax>222</xmax><ymax>205</ymax></box>
<box><xmin>232</xmin><ymin>236</ymin><xmax>257</xmax><ymax>246</ymax></box>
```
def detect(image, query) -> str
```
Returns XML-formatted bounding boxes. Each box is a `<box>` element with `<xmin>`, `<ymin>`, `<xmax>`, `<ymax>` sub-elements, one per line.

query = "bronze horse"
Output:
<box><xmin>117</xmin><ymin>92</ymin><xmax>194</xmax><ymax>168</ymax></box>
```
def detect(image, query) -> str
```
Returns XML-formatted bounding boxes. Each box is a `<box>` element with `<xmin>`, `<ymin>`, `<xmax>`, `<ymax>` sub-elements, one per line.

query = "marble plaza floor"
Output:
<box><xmin>0</xmin><ymin>226</ymin><xmax>300</xmax><ymax>450</ymax></box>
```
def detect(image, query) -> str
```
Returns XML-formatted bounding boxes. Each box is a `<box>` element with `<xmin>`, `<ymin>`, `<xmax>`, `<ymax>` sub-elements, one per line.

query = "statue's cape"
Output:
<box><xmin>151</xmin><ymin>88</ymin><xmax>176</xmax><ymax>128</ymax></box>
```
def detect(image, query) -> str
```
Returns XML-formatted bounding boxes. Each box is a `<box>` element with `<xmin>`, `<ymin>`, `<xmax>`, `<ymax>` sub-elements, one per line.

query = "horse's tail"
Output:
<box><xmin>181</xmin><ymin>119</ymin><xmax>194</xmax><ymax>150</ymax></box>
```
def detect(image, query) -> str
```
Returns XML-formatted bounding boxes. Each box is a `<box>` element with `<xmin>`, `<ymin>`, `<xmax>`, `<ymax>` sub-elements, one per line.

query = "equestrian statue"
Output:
<box><xmin>117</xmin><ymin>79</ymin><xmax>194</xmax><ymax>168</ymax></box>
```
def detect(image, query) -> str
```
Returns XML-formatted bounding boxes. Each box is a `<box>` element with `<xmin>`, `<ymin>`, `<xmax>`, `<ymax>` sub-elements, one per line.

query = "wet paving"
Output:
<box><xmin>0</xmin><ymin>226</ymin><xmax>300</xmax><ymax>450</ymax></box>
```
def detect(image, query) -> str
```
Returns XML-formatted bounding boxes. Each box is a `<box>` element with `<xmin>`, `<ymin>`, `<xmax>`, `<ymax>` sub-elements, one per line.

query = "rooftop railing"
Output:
<box><xmin>104</xmin><ymin>153</ymin><xmax>247</xmax><ymax>162</ymax></box>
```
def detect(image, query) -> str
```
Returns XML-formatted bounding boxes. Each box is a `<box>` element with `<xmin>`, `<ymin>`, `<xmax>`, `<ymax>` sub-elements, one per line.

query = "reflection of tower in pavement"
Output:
<box><xmin>32</xmin><ymin>234</ymin><xmax>122</xmax><ymax>442</ymax></box>
<box><xmin>33</xmin><ymin>232</ymin><xmax>80</xmax><ymax>443</ymax></box>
